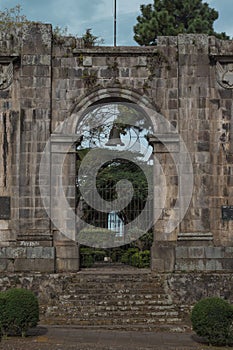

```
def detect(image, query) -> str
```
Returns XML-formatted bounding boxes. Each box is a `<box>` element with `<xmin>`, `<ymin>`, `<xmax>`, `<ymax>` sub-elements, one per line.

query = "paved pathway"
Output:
<box><xmin>0</xmin><ymin>325</ymin><xmax>228</xmax><ymax>350</ymax></box>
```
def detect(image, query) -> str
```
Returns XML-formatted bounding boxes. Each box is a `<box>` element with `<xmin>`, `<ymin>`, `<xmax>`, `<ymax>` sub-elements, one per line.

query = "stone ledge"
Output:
<box><xmin>177</xmin><ymin>232</ymin><xmax>213</xmax><ymax>246</ymax></box>
<box><xmin>0</xmin><ymin>246</ymin><xmax>55</xmax><ymax>259</ymax></box>
<box><xmin>175</xmin><ymin>258</ymin><xmax>233</xmax><ymax>271</ymax></box>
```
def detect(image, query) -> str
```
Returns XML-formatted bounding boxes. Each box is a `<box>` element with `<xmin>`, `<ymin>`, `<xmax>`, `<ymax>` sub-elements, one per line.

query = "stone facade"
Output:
<box><xmin>0</xmin><ymin>23</ymin><xmax>233</xmax><ymax>272</ymax></box>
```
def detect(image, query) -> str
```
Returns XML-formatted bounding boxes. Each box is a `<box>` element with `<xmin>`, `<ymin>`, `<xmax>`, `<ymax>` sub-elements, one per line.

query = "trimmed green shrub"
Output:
<box><xmin>191</xmin><ymin>297</ymin><xmax>233</xmax><ymax>346</ymax></box>
<box><xmin>78</xmin><ymin>227</ymin><xmax>115</xmax><ymax>247</ymax></box>
<box><xmin>93</xmin><ymin>250</ymin><xmax>107</xmax><ymax>262</ymax></box>
<box><xmin>121</xmin><ymin>249</ymin><xmax>150</xmax><ymax>268</ymax></box>
<box><xmin>0</xmin><ymin>288</ymin><xmax>39</xmax><ymax>337</ymax></box>
<box><xmin>131</xmin><ymin>250</ymin><xmax>150</xmax><ymax>268</ymax></box>
<box><xmin>121</xmin><ymin>248</ymin><xmax>139</xmax><ymax>264</ymax></box>
<box><xmin>80</xmin><ymin>247</ymin><xmax>107</xmax><ymax>267</ymax></box>
<box><xmin>80</xmin><ymin>248</ymin><xmax>94</xmax><ymax>267</ymax></box>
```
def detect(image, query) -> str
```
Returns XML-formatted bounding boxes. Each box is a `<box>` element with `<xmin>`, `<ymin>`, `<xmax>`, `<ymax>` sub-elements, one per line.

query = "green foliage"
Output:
<box><xmin>0</xmin><ymin>288</ymin><xmax>39</xmax><ymax>337</ymax></box>
<box><xmin>121</xmin><ymin>248</ymin><xmax>150</xmax><ymax>268</ymax></box>
<box><xmin>77</xmin><ymin>149</ymin><xmax>152</xmax><ymax>230</ymax></box>
<box><xmin>80</xmin><ymin>246</ymin><xmax>107</xmax><ymax>267</ymax></box>
<box><xmin>79</xmin><ymin>233</ymin><xmax>152</xmax><ymax>268</ymax></box>
<box><xmin>80</xmin><ymin>248</ymin><xmax>95</xmax><ymax>267</ymax></box>
<box><xmin>191</xmin><ymin>297</ymin><xmax>233</xmax><ymax>346</ymax></box>
<box><xmin>131</xmin><ymin>250</ymin><xmax>150</xmax><ymax>268</ymax></box>
<box><xmin>0</xmin><ymin>4</ymin><xmax>30</xmax><ymax>31</ymax></box>
<box><xmin>121</xmin><ymin>248</ymin><xmax>139</xmax><ymax>264</ymax></box>
<box><xmin>134</xmin><ymin>0</ymin><xmax>229</xmax><ymax>45</ymax></box>
<box><xmin>82</xmin><ymin>28</ymin><xmax>104</xmax><ymax>48</ymax></box>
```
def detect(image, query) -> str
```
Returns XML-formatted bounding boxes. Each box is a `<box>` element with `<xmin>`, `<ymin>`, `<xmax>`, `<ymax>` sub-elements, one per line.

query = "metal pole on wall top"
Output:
<box><xmin>114</xmin><ymin>0</ymin><xmax>116</xmax><ymax>46</ymax></box>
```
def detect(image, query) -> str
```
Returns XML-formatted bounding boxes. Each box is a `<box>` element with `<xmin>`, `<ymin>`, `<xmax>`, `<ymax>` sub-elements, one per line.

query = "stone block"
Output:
<box><xmin>0</xmin><ymin>221</ymin><xmax>9</xmax><ymax>230</ymax></box>
<box><xmin>0</xmin><ymin>258</ymin><xmax>7</xmax><ymax>271</ymax></box>
<box><xmin>151</xmin><ymin>258</ymin><xmax>164</xmax><ymax>272</ymax></box>
<box><xmin>188</xmin><ymin>247</ymin><xmax>205</xmax><ymax>258</ymax></box>
<box><xmin>56</xmin><ymin>258</ymin><xmax>79</xmax><ymax>272</ymax></box>
<box><xmin>221</xmin><ymin>259</ymin><xmax>233</xmax><ymax>271</ymax></box>
<box><xmin>33</xmin><ymin>259</ymin><xmax>55</xmax><ymax>272</ymax></box>
<box><xmin>6</xmin><ymin>247</ymin><xmax>27</xmax><ymax>259</ymax></box>
<box><xmin>22</xmin><ymin>54</ymin><xmax>51</xmax><ymax>66</ymax></box>
<box><xmin>0</xmin><ymin>248</ymin><xmax>6</xmax><ymax>258</ymax></box>
<box><xmin>42</xmin><ymin>247</ymin><xmax>55</xmax><ymax>259</ymax></box>
<box><xmin>14</xmin><ymin>258</ymin><xmax>55</xmax><ymax>272</ymax></box>
<box><xmin>120</xmin><ymin>68</ymin><xmax>129</xmax><ymax>77</ymax></box>
<box><xmin>204</xmin><ymin>247</ymin><xmax>224</xmax><ymax>259</ymax></box>
<box><xmin>100</xmin><ymin>68</ymin><xmax>113</xmax><ymax>79</ymax></box>
<box><xmin>137</xmin><ymin>56</ymin><xmax>147</xmax><ymax>66</ymax></box>
<box><xmin>151</xmin><ymin>241</ymin><xmax>176</xmax><ymax>272</ymax></box>
<box><xmin>55</xmin><ymin>245</ymin><xmax>78</xmax><ymax>259</ymax></box>
<box><xmin>205</xmin><ymin>259</ymin><xmax>216</xmax><ymax>271</ymax></box>
<box><xmin>224</xmin><ymin>247</ymin><xmax>233</xmax><ymax>258</ymax></box>
<box><xmin>175</xmin><ymin>259</ymin><xmax>205</xmax><ymax>271</ymax></box>
<box><xmin>26</xmin><ymin>247</ymin><xmax>44</xmax><ymax>258</ymax></box>
<box><xmin>83</xmin><ymin>56</ymin><xmax>92</xmax><ymax>66</ymax></box>
<box><xmin>175</xmin><ymin>246</ymin><xmax>188</xmax><ymax>259</ymax></box>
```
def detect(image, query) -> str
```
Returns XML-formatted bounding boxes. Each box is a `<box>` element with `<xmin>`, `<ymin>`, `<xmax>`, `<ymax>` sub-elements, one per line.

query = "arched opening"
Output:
<box><xmin>75</xmin><ymin>98</ymin><xmax>154</xmax><ymax>269</ymax></box>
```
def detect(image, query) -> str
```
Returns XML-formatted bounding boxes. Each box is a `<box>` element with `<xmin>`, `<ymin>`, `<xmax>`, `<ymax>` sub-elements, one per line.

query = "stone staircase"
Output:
<box><xmin>42</xmin><ymin>266</ymin><xmax>188</xmax><ymax>331</ymax></box>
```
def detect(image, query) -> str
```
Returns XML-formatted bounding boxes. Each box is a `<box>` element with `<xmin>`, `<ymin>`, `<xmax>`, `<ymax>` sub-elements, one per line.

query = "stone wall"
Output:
<box><xmin>0</xmin><ymin>272</ymin><xmax>231</xmax><ymax>328</ymax></box>
<box><xmin>0</xmin><ymin>23</ymin><xmax>232</xmax><ymax>272</ymax></box>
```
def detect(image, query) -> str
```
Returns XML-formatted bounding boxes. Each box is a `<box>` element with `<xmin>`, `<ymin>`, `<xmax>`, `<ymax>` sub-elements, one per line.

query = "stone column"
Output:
<box><xmin>51</xmin><ymin>135</ymin><xmax>79</xmax><ymax>272</ymax></box>
<box><xmin>150</xmin><ymin>135</ymin><xmax>179</xmax><ymax>272</ymax></box>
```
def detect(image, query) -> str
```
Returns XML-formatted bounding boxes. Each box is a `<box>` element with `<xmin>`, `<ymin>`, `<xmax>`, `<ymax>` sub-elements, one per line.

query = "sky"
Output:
<box><xmin>0</xmin><ymin>0</ymin><xmax>232</xmax><ymax>46</ymax></box>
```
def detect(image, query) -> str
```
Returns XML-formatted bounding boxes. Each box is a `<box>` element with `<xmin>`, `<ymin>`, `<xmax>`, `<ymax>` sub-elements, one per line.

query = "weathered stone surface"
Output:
<box><xmin>0</xmin><ymin>23</ymin><xmax>232</xmax><ymax>273</ymax></box>
<box><xmin>151</xmin><ymin>241</ymin><xmax>176</xmax><ymax>272</ymax></box>
<box><xmin>0</xmin><ymin>272</ymin><xmax>230</xmax><ymax>329</ymax></box>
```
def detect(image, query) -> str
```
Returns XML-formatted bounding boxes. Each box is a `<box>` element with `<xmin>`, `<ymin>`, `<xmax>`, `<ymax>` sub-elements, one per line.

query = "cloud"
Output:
<box><xmin>208</xmin><ymin>0</ymin><xmax>233</xmax><ymax>37</ymax></box>
<box><xmin>66</xmin><ymin>0</ymin><xmax>152</xmax><ymax>45</ymax></box>
<box><xmin>201</xmin><ymin>0</ymin><xmax>233</xmax><ymax>38</ymax></box>
<box><xmin>0</xmin><ymin>0</ymin><xmax>232</xmax><ymax>43</ymax></box>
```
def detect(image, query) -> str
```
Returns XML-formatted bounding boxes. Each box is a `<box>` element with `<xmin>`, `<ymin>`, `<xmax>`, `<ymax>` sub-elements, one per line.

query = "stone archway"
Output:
<box><xmin>50</xmin><ymin>86</ymin><xmax>184</xmax><ymax>272</ymax></box>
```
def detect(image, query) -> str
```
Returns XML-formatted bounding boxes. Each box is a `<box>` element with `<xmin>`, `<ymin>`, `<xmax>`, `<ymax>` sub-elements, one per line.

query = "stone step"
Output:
<box><xmin>41</xmin><ymin>323</ymin><xmax>191</xmax><ymax>333</ymax></box>
<box><xmin>65</xmin><ymin>280</ymin><xmax>163</xmax><ymax>286</ymax></box>
<box><xmin>43</xmin><ymin>316</ymin><xmax>183</xmax><ymax>326</ymax></box>
<box><xmin>58</xmin><ymin>301</ymin><xmax>175</xmax><ymax>309</ymax></box>
<box><xmin>47</xmin><ymin>305</ymin><xmax>179</xmax><ymax>317</ymax></box>
<box><xmin>39</xmin><ymin>271</ymin><xmax>187</xmax><ymax>328</ymax></box>
<box><xmin>59</xmin><ymin>293</ymin><xmax>171</xmax><ymax>300</ymax></box>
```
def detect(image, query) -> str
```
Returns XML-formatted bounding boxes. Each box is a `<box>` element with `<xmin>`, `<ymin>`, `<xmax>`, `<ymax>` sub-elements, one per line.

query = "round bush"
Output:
<box><xmin>0</xmin><ymin>288</ymin><xmax>39</xmax><ymax>337</ymax></box>
<box><xmin>191</xmin><ymin>297</ymin><xmax>233</xmax><ymax>346</ymax></box>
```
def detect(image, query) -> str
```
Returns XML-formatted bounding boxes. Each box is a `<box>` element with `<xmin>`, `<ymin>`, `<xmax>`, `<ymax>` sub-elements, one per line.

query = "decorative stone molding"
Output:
<box><xmin>177</xmin><ymin>232</ymin><xmax>213</xmax><ymax>246</ymax></box>
<box><xmin>149</xmin><ymin>134</ymin><xmax>180</xmax><ymax>153</ymax></box>
<box><xmin>216</xmin><ymin>61</ymin><xmax>233</xmax><ymax>89</ymax></box>
<box><xmin>0</xmin><ymin>61</ymin><xmax>13</xmax><ymax>90</ymax></box>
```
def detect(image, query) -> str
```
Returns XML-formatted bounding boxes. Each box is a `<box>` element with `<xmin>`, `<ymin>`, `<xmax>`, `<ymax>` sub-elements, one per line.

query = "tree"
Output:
<box><xmin>134</xmin><ymin>0</ymin><xmax>229</xmax><ymax>46</ymax></box>
<box><xmin>82</xmin><ymin>28</ymin><xmax>104</xmax><ymax>48</ymax></box>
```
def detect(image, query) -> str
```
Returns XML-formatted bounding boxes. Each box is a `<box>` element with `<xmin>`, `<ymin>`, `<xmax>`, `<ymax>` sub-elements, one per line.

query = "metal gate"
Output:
<box><xmin>75</xmin><ymin>101</ymin><xmax>153</xmax><ymax>247</ymax></box>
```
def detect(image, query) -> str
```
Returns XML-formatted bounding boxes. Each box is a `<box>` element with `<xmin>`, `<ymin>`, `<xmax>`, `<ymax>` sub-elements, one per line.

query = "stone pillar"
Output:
<box><xmin>178</xmin><ymin>34</ymin><xmax>211</xmax><ymax>236</ymax></box>
<box><xmin>150</xmin><ymin>135</ymin><xmax>180</xmax><ymax>272</ymax></box>
<box><xmin>51</xmin><ymin>135</ymin><xmax>79</xmax><ymax>272</ymax></box>
<box><xmin>17</xmin><ymin>24</ymin><xmax>53</xmax><ymax>246</ymax></box>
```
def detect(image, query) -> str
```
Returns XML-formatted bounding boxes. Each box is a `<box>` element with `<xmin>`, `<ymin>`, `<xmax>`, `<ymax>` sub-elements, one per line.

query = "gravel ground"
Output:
<box><xmin>0</xmin><ymin>326</ymin><xmax>230</xmax><ymax>350</ymax></box>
